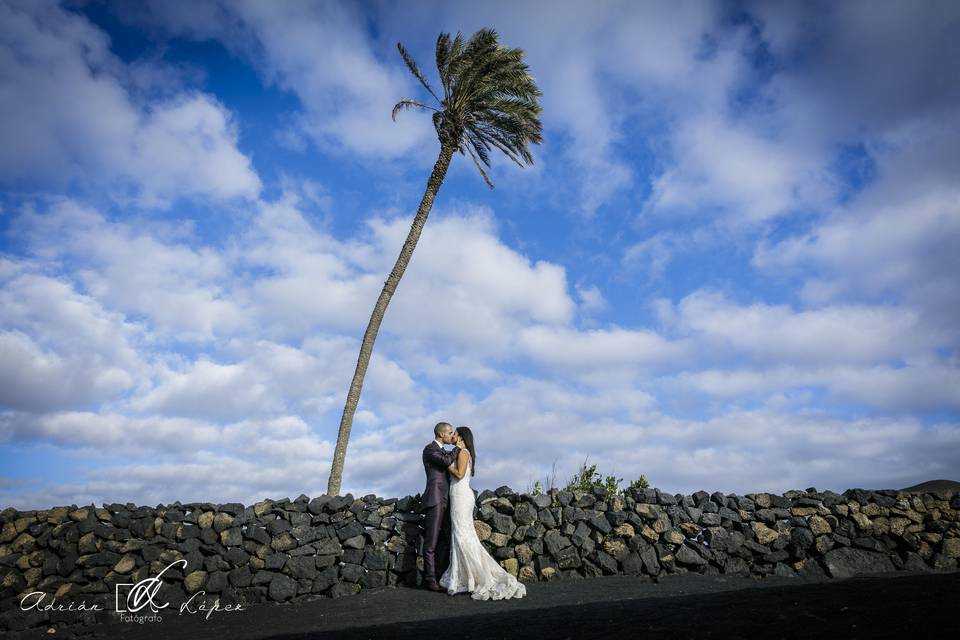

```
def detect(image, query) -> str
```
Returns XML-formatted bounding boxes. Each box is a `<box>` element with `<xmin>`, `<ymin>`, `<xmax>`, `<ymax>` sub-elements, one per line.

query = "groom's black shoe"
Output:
<box><xmin>424</xmin><ymin>579</ymin><xmax>442</xmax><ymax>592</ymax></box>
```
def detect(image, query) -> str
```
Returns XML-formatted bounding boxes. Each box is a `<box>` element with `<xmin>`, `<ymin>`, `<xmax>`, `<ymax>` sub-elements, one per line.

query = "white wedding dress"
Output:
<box><xmin>439</xmin><ymin>457</ymin><xmax>527</xmax><ymax>600</ymax></box>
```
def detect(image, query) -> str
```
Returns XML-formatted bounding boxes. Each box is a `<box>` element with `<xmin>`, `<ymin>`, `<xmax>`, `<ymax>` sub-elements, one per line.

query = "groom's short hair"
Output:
<box><xmin>434</xmin><ymin>422</ymin><xmax>453</xmax><ymax>437</ymax></box>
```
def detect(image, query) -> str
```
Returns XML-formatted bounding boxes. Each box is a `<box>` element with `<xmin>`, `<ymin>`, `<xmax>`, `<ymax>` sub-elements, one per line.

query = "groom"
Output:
<box><xmin>420</xmin><ymin>421</ymin><xmax>459</xmax><ymax>591</ymax></box>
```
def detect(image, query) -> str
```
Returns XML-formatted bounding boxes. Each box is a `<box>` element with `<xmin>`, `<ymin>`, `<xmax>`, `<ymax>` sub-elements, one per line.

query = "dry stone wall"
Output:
<box><xmin>2</xmin><ymin>485</ymin><xmax>958</xmax><ymax>634</ymax></box>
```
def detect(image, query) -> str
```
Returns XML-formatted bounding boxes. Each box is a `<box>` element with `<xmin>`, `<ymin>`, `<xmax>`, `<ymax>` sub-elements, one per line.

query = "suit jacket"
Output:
<box><xmin>422</xmin><ymin>441</ymin><xmax>459</xmax><ymax>509</ymax></box>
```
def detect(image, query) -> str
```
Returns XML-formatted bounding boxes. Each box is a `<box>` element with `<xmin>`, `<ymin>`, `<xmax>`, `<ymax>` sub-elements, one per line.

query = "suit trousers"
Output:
<box><xmin>421</xmin><ymin>500</ymin><xmax>450</xmax><ymax>581</ymax></box>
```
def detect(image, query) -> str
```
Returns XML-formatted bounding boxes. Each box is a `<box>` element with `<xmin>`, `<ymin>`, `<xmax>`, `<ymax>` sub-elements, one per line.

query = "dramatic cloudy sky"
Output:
<box><xmin>2</xmin><ymin>0</ymin><xmax>958</xmax><ymax>509</ymax></box>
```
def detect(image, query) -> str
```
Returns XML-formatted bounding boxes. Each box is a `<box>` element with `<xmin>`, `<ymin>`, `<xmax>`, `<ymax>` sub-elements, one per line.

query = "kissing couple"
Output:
<box><xmin>420</xmin><ymin>422</ymin><xmax>526</xmax><ymax>600</ymax></box>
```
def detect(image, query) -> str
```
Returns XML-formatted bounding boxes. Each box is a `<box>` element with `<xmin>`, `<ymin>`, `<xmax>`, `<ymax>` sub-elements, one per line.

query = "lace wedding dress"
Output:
<box><xmin>439</xmin><ymin>457</ymin><xmax>527</xmax><ymax>599</ymax></box>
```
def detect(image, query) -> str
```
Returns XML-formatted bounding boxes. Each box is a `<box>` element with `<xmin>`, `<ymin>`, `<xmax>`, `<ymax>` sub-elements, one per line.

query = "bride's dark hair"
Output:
<box><xmin>456</xmin><ymin>426</ymin><xmax>477</xmax><ymax>476</ymax></box>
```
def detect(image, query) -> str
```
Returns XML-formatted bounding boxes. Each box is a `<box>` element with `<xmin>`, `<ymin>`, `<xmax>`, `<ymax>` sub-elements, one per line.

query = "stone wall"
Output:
<box><xmin>2</xmin><ymin>486</ymin><xmax>959</xmax><ymax>634</ymax></box>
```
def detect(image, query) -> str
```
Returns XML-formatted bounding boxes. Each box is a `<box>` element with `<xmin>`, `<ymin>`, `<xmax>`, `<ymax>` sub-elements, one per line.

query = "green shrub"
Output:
<box><xmin>526</xmin><ymin>457</ymin><xmax>650</xmax><ymax>500</ymax></box>
<box><xmin>565</xmin><ymin>459</ymin><xmax>620</xmax><ymax>499</ymax></box>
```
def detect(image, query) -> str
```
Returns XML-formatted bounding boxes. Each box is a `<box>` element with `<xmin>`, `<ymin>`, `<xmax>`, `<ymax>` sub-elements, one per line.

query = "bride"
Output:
<box><xmin>439</xmin><ymin>426</ymin><xmax>527</xmax><ymax>600</ymax></box>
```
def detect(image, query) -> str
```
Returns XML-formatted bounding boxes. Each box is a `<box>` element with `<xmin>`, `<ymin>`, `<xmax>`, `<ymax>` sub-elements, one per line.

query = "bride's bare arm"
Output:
<box><xmin>447</xmin><ymin>448</ymin><xmax>470</xmax><ymax>479</ymax></box>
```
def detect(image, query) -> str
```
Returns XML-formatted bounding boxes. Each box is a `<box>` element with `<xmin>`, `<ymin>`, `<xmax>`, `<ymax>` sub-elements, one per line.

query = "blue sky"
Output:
<box><xmin>1</xmin><ymin>0</ymin><xmax>958</xmax><ymax>509</ymax></box>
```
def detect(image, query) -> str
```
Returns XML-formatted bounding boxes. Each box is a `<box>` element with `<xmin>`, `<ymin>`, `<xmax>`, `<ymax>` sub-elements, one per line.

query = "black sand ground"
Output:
<box><xmin>10</xmin><ymin>568</ymin><xmax>957</xmax><ymax>640</ymax></box>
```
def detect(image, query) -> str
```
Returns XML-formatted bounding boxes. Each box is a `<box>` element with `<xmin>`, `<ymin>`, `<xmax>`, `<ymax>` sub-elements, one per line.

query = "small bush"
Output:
<box><xmin>526</xmin><ymin>457</ymin><xmax>650</xmax><ymax>500</ymax></box>
<box><xmin>564</xmin><ymin>457</ymin><xmax>650</xmax><ymax>500</ymax></box>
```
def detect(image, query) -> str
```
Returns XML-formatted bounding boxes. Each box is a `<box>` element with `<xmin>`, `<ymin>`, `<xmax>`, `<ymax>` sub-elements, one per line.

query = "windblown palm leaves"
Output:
<box><xmin>393</xmin><ymin>28</ymin><xmax>544</xmax><ymax>187</ymax></box>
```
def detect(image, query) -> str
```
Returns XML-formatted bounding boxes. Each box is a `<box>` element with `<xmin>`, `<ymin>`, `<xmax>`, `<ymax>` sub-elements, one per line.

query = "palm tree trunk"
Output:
<box><xmin>326</xmin><ymin>142</ymin><xmax>457</xmax><ymax>496</ymax></box>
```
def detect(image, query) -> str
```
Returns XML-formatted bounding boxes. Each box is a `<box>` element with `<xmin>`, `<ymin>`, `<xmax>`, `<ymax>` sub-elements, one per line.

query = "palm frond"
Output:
<box><xmin>465</xmin><ymin>128</ymin><xmax>492</xmax><ymax>167</ymax></box>
<box><xmin>462</xmin><ymin>28</ymin><xmax>500</xmax><ymax>62</ymax></box>
<box><xmin>466</xmin><ymin>123</ymin><xmax>526</xmax><ymax>167</ymax></box>
<box><xmin>470</xmin><ymin>115</ymin><xmax>541</xmax><ymax>164</ymax></box>
<box><xmin>450</xmin><ymin>30</ymin><xmax>501</xmax><ymax>111</ymax></box>
<box><xmin>465</xmin><ymin>143</ymin><xmax>494</xmax><ymax>189</ymax></box>
<box><xmin>439</xmin><ymin>32</ymin><xmax>466</xmax><ymax>98</ymax></box>
<box><xmin>397</xmin><ymin>42</ymin><xmax>441</xmax><ymax>104</ymax></box>
<box><xmin>460</xmin><ymin>56</ymin><xmax>541</xmax><ymax>111</ymax></box>
<box><xmin>435</xmin><ymin>32</ymin><xmax>452</xmax><ymax>100</ymax></box>
<box><xmin>391</xmin><ymin>99</ymin><xmax>437</xmax><ymax>122</ymax></box>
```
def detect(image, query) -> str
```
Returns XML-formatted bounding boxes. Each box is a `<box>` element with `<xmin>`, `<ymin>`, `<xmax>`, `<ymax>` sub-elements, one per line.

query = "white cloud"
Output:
<box><xmin>748</xmin><ymin>0</ymin><xmax>960</xmax><ymax>138</ymax></box>
<box><xmin>0</xmin><ymin>330</ymin><xmax>133</xmax><ymax>412</ymax></box>
<box><xmin>230</xmin><ymin>192</ymin><xmax>385</xmax><ymax>338</ymax></box>
<box><xmin>641</xmin><ymin>288</ymin><xmax>960</xmax><ymax>413</ymax></box>
<box><xmin>0</xmin><ymin>410</ymin><xmax>338</xmax><ymax>508</ymax></box>
<box><xmin>620</xmin><ymin>229</ymin><xmax>714</xmax><ymax>282</ymax></box>
<box><xmin>233</xmin><ymin>0</ymin><xmax>434</xmax><ymax>158</ymax></box>
<box><xmin>434</xmin><ymin>0</ymin><xmax>727</xmax><ymax>217</ymax></box>
<box><xmin>673</xmin><ymin>363</ymin><xmax>960</xmax><ymax>413</ymax></box>
<box><xmin>131</xmin><ymin>359</ymin><xmax>274</xmax><ymax>421</ymax></box>
<box><xmin>339</xmin><ymin>379</ymin><xmax>960</xmax><ymax>500</ymax></box>
<box><xmin>517</xmin><ymin>325</ymin><xmax>685</xmax><ymax>372</ymax></box>
<box><xmin>236</xmin><ymin>200</ymin><xmax>576</xmax><ymax>351</ymax></box>
<box><xmin>371</xmin><ymin>210</ymin><xmax>574</xmax><ymax>350</ymax></box>
<box><xmin>128</xmin><ymin>0</ymin><xmax>434</xmax><ymax>159</ymax></box>
<box><xmin>127</xmin><ymin>94</ymin><xmax>262</xmax><ymax>206</ymax></box>
<box><xmin>575</xmin><ymin>283</ymin><xmax>607</xmax><ymax>314</ymax></box>
<box><xmin>389</xmin><ymin>349</ymin><xmax>501</xmax><ymax>384</ymax></box>
<box><xmin>0</xmin><ymin>410</ymin><xmax>222</xmax><ymax>452</ymax></box>
<box><xmin>644</xmin><ymin>112</ymin><xmax>835</xmax><ymax>223</ymax></box>
<box><xmin>3</xmin><ymin>308</ymin><xmax>427</xmax><ymax>429</ymax></box>
<box><xmin>0</xmin><ymin>270</ymin><xmax>147</xmax><ymax>412</ymax></box>
<box><xmin>636</xmin><ymin>0</ymin><xmax>960</xmax><ymax>231</ymax></box>
<box><xmin>2</xmin><ymin>192</ymin><xmax>585</xmax><ymax>438</ymax></box>
<box><xmin>671</xmin><ymin>290</ymin><xmax>945</xmax><ymax>367</ymax></box>
<box><xmin>12</xmin><ymin>199</ymin><xmax>250</xmax><ymax>342</ymax></box>
<box><xmin>753</xmin><ymin>113</ymin><xmax>960</xmax><ymax>334</ymax></box>
<box><xmin>0</xmin><ymin>447</ymin><xmax>336</xmax><ymax>510</ymax></box>
<box><xmin>0</xmin><ymin>0</ymin><xmax>261</xmax><ymax>206</ymax></box>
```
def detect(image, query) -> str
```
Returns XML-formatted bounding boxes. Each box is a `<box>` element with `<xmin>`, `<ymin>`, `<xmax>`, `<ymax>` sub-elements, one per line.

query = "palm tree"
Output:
<box><xmin>326</xmin><ymin>29</ymin><xmax>544</xmax><ymax>496</ymax></box>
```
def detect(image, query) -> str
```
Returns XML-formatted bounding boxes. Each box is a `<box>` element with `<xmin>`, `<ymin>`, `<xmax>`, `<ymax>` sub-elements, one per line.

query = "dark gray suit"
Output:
<box><xmin>420</xmin><ymin>440</ymin><xmax>459</xmax><ymax>582</ymax></box>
